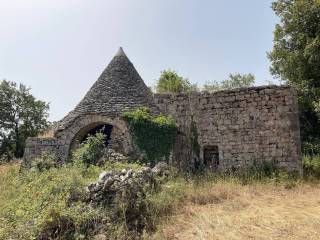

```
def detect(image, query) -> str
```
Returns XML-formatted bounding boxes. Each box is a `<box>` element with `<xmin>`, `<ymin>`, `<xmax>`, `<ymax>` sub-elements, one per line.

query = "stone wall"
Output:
<box><xmin>23</xmin><ymin>137</ymin><xmax>60</xmax><ymax>167</ymax></box>
<box><xmin>24</xmin><ymin>115</ymin><xmax>133</xmax><ymax>165</ymax></box>
<box><xmin>154</xmin><ymin>85</ymin><xmax>302</xmax><ymax>172</ymax></box>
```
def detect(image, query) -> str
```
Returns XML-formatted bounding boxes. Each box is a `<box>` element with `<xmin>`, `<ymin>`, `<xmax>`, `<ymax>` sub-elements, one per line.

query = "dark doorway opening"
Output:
<box><xmin>203</xmin><ymin>146</ymin><xmax>219</xmax><ymax>171</ymax></box>
<box><xmin>80</xmin><ymin>124</ymin><xmax>113</xmax><ymax>146</ymax></box>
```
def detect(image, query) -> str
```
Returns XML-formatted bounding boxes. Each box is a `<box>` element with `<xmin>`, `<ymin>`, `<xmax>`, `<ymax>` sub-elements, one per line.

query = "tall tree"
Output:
<box><xmin>156</xmin><ymin>70</ymin><xmax>198</xmax><ymax>93</ymax></box>
<box><xmin>268</xmin><ymin>0</ymin><xmax>320</xmax><ymax>153</ymax></box>
<box><xmin>203</xmin><ymin>73</ymin><xmax>255</xmax><ymax>92</ymax></box>
<box><xmin>0</xmin><ymin>80</ymin><xmax>50</xmax><ymax>159</ymax></box>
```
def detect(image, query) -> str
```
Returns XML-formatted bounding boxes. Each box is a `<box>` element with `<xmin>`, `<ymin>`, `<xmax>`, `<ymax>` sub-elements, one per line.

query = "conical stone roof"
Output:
<box><xmin>56</xmin><ymin>47</ymin><xmax>159</xmax><ymax>131</ymax></box>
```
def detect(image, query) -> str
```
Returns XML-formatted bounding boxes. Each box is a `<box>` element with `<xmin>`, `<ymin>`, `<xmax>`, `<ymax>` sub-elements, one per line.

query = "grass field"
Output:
<box><xmin>1</xmin><ymin>160</ymin><xmax>320</xmax><ymax>240</ymax></box>
<box><xmin>151</xmin><ymin>180</ymin><xmax>320</xmax><ymax>240</ymax></box>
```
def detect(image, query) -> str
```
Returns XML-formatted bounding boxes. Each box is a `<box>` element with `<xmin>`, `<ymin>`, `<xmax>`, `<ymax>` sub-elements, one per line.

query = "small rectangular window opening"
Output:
<box><xmin>203</xmin><ymin>146</ymin><xmax>219</xmax><ymax>170</ymax></box>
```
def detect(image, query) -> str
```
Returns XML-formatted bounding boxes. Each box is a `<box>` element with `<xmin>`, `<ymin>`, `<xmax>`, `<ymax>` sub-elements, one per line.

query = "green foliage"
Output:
<box><xmin>268</xmin><ymin>0</ymin><xmax>320</xmax><ymax>147</ymax></box>
<box><xmin>0</xmin><ymin>158</ymin><xmax>317</xmax><ymax>239</ymax></box>
<box><xmin>228</xmin><ymin>161</ymin><xmax>299</xmax><ymax>185</ymax></box>
<box><xmin>30</xmin><ymin>152</ymin><xmax>57</xmax><ymax>172</ymax></box>
<box><xmin>0</xmin><ymin>160</ymin><xmax>183</xmax><ymax>239</ymax></box>
<box><xmin>203</xmin><ymin>73</ymin><xmax>255</xmax><ymax>91</ymax></box>
<box><xmin>72</xmin><ymin>132</ymin><xmax>106</xmax><ymax>166</ymax></box>
<box><xmin>0</xmin><ymin>80</ymin><xmax>50</xmax><ymax>160</ymax></box>
<box><xmin>122</xmin><ymin>107</ymin><xmax>178</xmax><ymax>166</ymax></box>
<box><xmin>0</xmin><ymin>158</ymin><xmax>155</xmax><ymax>240</ymax></box>
<box><xmin>190</xmin><ymin>120</ymin><xmax>200</xmax><ymax>158</ymax></box>
<box><xmin>302</xmin><ymin>139</ymin><xmax>320</xmax><ymax>156</ymax></box>
<box><xmin>303</xmin><ymin>155</ymin><xmax>320</xmax><ymax>179</ymax></box>
<box><xmin>155</xmin><ymin>69</ymin><xmax>198</xmax><ymax>93</ymax></box>
<box><xmin>0</xmin><ymin>162</ymin><xmax>102</xmax><ymax>239</ymax></box>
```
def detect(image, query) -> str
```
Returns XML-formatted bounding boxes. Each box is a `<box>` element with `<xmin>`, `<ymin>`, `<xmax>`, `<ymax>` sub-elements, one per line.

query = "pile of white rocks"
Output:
<box><xmin>103</xmin><ymin>149</ymin><xmax>128</xmax><ymax>162</ymax></box>
<box><xmin>86</xmin><ymin>162</ymin><xmax>170</xmax><ymax>205</ymax></box>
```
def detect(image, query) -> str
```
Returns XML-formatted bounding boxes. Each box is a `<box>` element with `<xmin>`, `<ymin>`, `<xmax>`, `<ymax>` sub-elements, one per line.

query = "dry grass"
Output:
<box><xmin>0</xmin><ymin>160</ymin><xmax>20</xmax><ymax>173</ymax></box>
<box><xmin>151</xmin><ymin>181</ymin><xmax>320</xmax><ymax>240</ymax></box>
<box><xmin>37</xmin><ymin>129</ymin><xmax>54</xmax><ymax>138</ymax></box>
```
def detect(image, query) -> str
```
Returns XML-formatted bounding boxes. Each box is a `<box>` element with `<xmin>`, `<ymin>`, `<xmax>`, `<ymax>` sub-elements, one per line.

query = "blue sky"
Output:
<box><xmin>0</xmin><ymin>0</ymin><xmax>278</xmax><ymax>121</ymax></box>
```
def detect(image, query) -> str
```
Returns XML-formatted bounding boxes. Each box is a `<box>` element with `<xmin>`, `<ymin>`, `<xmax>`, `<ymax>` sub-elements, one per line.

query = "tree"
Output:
<box><xmin>203</xmin><ymin>73</ymin><xmax>255</xmax><ymax>92</ymax></box>
<box><xmin>156</xmin><ymin>69</ymin><xmax>198</xmax><ymax>93</ymax></box>
<box><xmin>268</xmin><ymin>0</ymin><xmax>320</xmax><ymax>153</ymax></box>
<box><xmin>0</xmin><ymin>80</ymin><xmax>50</xmax><ymax>160</ymax></box>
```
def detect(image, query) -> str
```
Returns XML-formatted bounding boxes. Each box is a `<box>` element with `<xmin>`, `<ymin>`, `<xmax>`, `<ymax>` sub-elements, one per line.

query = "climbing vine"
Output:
<box><xmin>122</xmin><ymin>107</ymin><xmax>177</xmax><ymax>165</ymax></box>
<box><xmin>190</xmin><ymin>119</ymin><xmax>200</xmax><ymax>158</ymax></box>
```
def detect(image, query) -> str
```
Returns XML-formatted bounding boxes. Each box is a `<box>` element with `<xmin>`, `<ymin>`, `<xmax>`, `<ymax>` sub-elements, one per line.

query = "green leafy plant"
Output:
<box><xmin>30</xmin><ymin>152</ymin><xmax>57</xmax><ymax>172</ymax></box>
<box><xmin>72</xmin><ymin>132</ymin><xmax>106</xmax><ymax>166</ymax></box>
<box><xmin>303</xmin><ymin>155</ymin><xmax>320</xmax><ymax>180</ymax></box>
<box><xmin>190</xmin><ymin>120</ymin><xmax>200</xmax><ymax>158</ymax></box>
<box><xmin>122</xmin><ymin>107</ymin><xmax>178</xmax><ymax>166</ymax></box>
<box><xmin>0</xmin><ymin>162</ymin><xmax>103</xmax><ymax>239</ymax></box>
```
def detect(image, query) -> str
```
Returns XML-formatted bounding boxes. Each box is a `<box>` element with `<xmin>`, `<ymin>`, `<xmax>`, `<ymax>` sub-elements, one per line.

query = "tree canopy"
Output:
<box><xmin>203</xmin><ymin>73</ymin><xmax>255</xmax><ymax>92</ymax></box>
<box><xmin>0</xmin><ymin>80</ymin><xmax>50</xmax><ymax>160</ymax></box>
<box><xmin>155</xmin><ymin>70</ymin><xmax>198</xmax><ymax>93</ymax></box>
<box><xmin>268</xmin><ymin>0</ymin><xmax>320</xmax><ymax>153</ymax></box>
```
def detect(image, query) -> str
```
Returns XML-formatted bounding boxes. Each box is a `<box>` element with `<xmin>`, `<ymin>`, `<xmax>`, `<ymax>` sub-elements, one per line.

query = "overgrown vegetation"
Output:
<box><xmin>0</xmin><ymin>132</ymin><xmax>175</xmax><ymax>240</ymax></box>
<box><xmin>29</xmin><ymin>152</ymin><xmax>58</xmax><ymax>171</ymax></box>
<box><xmin>2</xmin><ymin>156</ymin><xmax>320</xmax><ymax>240</ymax></box>
<box><xmin>122</xmin><ymin>107</ymin><xmax>178</xmax><ymax>166</ymax></box>
<box><xmin>303</xmin><ymin>155</ymin><xmax>320</xmax><ymax>180</ymax></box>
<box><xmin>190</xmin><ymin>120</ymin><xmax>200</xmax><ymax>158</ymax></box>
<box><xmin>72</xmin><ymin>132</ymin><xmax>106</xmax><ymax>166</ymax></box>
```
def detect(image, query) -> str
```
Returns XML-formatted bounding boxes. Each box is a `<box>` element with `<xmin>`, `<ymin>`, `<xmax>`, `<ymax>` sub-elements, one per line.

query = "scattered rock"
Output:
<box><xmin>86</xmin><ymin>163</ymin><xmax>170</xmax><ymax>205</ymax></box>
<box><xmin>152</xmin><ymin>161</ymin><xmax>170</xmax><ymax>176</ymax></box>
<box><xmin>98</xmin><ymin>149</ymin><xmax>128</xmax><ymax>165</ymax></box>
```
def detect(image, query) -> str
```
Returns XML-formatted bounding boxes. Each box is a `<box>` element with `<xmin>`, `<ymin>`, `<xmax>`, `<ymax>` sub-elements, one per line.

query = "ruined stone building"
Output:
<box><xmin>24</xmin><ymin>48</ymin><xmax>302</xmax><ymax>172</ymax></box>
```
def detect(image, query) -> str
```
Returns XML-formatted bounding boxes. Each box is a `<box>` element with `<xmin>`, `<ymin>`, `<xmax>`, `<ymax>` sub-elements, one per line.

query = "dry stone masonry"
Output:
<box><xmin>23</xmin><ymin>48</ymin><xmax>302</xmax><ymax>173</ymax></box>
<box><xmin>155</xmin><ymin>86</ymin><xmax>301</xmax><ymax>172</ymax></box>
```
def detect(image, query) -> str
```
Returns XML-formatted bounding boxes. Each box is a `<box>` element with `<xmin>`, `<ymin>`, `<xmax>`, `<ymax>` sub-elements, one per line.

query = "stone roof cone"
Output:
<box><xmin>56</xmin><ymin>47</ymin><xmax>158</xmax><ymax>131</ymax></box>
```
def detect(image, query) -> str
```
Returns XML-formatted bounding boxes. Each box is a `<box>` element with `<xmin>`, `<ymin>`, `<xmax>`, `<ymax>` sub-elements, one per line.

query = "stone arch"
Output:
<box><xmin>54</xmin><ymin>115</ymin><xmax>133</xmax><ymax>162</ymax></box>
<box><xmin>69</xmin><ymin>121</ymin><xmax>114</xmax><ymax>151</ymax></box>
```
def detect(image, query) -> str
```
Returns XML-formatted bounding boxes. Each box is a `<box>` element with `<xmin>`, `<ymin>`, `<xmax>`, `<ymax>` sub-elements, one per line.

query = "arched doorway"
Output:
<box><xmin>80</xmin><ymin>124</ymin><xmax>113</xmax><ymax>145</ymax></box>
<box><xmin>54</xmin><ymin>115</ymin><xmax>134</xmax><ymax>163</ymax></box>
<box><xmin>70</xmin><ymin>122</ymin><xmax>114</xmax><ymax>151</ymax></box>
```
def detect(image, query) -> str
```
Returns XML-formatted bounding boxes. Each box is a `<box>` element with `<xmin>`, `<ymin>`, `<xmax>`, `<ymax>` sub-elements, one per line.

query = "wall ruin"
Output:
<box><xmin>154</xmin><ymin>85</ymin><xmax>302</xmax><ymax>172</ymax></box>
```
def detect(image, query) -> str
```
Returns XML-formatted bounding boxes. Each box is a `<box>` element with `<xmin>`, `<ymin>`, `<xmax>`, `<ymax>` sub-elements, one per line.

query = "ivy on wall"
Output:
<box><xmin>190</xmin><ymin>119</ymin><xmax>200</xmax><ymax>158</ymax></box>
<box><xmin>122</xmin><ymin>107</ymin><xmax>177</xmax><ymax>165</ymax></box>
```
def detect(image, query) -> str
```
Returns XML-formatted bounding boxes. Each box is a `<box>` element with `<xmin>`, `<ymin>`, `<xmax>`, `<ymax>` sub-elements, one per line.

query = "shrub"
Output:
<box><xmin>29</xmin><ymin>152</ymin><xmax>57</xmax><ymax>171</ymax></box>
<box><xmin>104</xmin><ymin>176</ymin><xmax>188</xmax><ymax>239</ymax></box>
<box><xmin>0</xmin><ymin>160</ymin><xmax>182</xmax><ymax>239</ymax></box>
<box><xmin>303</xmin><ymin>155</ymin><xmax>320</xmax><ymax>179</ymax></box>
<box><xmin>122</xmin><ymin>107</ymin><xmax>178</xmax><ymax>166</ymax></box>
<box><xmin>0</xmin><ymin>162</ymin><xmax>103</xmax><ymax>239</ymax></box>
<box><xmin>72</xmin><ymin>132</ymin><xmax>106</xmax><ymax>166</ymax></box>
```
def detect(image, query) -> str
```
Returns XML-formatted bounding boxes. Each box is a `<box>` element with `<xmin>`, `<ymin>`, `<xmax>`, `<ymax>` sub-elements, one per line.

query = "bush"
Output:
<box><xmin>104</xmin><ymin>176</ymin><xmax>188</xmax><ymax>239</ymax></box>
<box><xmin>30</xmin><ymin>152</ymin><xmax>57</xmax><ymax>171</ymax></box>
<box><xmin>72</xmin><ymin>132</ymin><xmax>106</xmax><ymax>166</ymax></box>
<box><xmin>303</xmin><ymin>155</ymin><xmax>320</xmax><ymax>179</ymax></box>
<box><xmin>0</xmin><ymin>162</ymin><xmax>103</xmax><ymax>239</ymax></box>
